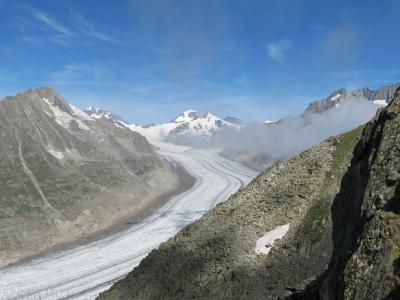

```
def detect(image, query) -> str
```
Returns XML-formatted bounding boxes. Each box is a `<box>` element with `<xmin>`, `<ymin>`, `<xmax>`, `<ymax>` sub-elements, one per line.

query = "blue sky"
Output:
<box><xmin>0</xmin><ymin>0</ymin><xmax>399</xmax><ymax>124</ymax></box>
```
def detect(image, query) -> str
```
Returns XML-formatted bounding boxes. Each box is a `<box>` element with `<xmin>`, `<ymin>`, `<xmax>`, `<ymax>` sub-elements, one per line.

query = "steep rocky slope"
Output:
<box><xmin>293</xmin><ymin>88</ymin><xmax>400</xmax><ymax>299</ymax></box>
<box><xmin>0</xmin><ymin>87</ymin><xmax>180</xmax><ymax>267</ymax></box>
<box><xmin>99</xmin><ymin>123</ymin><xmax>364</xmax><ymax>299</ymax></box>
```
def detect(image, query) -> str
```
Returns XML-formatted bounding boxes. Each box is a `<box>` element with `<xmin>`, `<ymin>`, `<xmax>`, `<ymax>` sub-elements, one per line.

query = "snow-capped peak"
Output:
<box><xmin>169</xmin><ymin>110</ymin><xmax>236</xmax><ymax>137</ymax></box>
<box><xmin>173</xmin><ymin>110</ymin><xmax>200</xmax><ymax>123</ymax></box>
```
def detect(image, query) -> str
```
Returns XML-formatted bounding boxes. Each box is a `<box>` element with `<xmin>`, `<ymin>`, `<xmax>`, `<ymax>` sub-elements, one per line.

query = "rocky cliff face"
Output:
<box><xmin>99</xmin><ymin>122</ymin><xmax>363</xmax><ymax>299</ymax></box>
<box><xmin>294</xmin><ymin>88</ymin><xmax>400</xmax><ymax>299</ymax></box>
<box><xmin>0</xmin><ymin>87</ymin><xmax>180</xmax><ymax>267</ymax></box>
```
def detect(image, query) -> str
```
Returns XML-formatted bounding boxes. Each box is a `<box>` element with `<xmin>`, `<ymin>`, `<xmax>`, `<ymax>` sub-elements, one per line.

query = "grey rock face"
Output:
<box><xmin>0</xmin><ymin>87</ymin><xmax>179</xmax><ymax>267</ymax></box>
<box><xmin>305</xmin><ymin>88</ymin><xmax>348</xmax><ymax>113</ymax></box>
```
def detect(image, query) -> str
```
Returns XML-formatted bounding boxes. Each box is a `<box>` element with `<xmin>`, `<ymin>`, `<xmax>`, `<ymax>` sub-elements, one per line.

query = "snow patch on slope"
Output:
<box><xmin>373</xmin><ymin>99</ymin><xmax>388</xmax><ymax>107</ymax></box>
<box><xmin>43</xmin><ymin>98</ymin><xmax>90</xmax><ymax>131</ymax></box>
<box><xmin>255</xmin><ymin>224</ymin><xmax>290</xmax><ymax>255</ymax></box>
<box><xmin>330</xmin><ymin>93</ymin><xmax>341</xmax><ymax>101</ymax></box>
<box><xmin>48</xmin><ymin>149</ymin><xmax>64</xmax><ymax>159</ymax></box>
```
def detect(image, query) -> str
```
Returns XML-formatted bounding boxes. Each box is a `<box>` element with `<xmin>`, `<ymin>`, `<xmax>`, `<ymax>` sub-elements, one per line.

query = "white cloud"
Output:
<box><xmin>267</xmin><ymin>39</ymin><xmax>292</xmax><ymax>63</ymax></box>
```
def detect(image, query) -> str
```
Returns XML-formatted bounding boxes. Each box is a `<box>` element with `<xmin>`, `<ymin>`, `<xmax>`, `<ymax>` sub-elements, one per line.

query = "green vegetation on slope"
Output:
<box><xmin>297</xmin><ymin>126</ymin><xmax>364</xmax><ymax>242</ymax></box>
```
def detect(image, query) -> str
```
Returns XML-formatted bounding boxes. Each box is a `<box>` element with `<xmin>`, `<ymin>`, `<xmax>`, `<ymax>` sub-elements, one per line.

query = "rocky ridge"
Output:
<box><xmin>305</xmin><ymin>83</ymin><xmax>399</xmax><ymax>113</ymax></box>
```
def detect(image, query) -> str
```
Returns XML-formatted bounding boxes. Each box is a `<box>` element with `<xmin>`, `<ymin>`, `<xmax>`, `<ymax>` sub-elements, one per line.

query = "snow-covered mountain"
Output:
<box><xmin>84</xmin><ymin>107</ymin><xmax>238</xmax><ymax>142</ymax></box>
<box><xmin>169</xmin><ymin>110</ymin><xmax>236</xmax><ymax>136</ymax></box>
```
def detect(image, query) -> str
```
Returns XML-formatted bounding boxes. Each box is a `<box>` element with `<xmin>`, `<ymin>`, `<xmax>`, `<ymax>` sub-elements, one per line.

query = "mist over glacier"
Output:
<box><xmin>167</xmin><ymin>99</ymin><xmax>382</xmax><ymax>170</ymax></box>
<box><xmin>212</xmin><ymin>99</ymin><xmax>381</xmax><ymax>168</ymax></box>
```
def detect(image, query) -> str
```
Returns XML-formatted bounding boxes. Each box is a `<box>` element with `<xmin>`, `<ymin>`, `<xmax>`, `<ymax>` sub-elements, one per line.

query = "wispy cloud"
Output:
<box><xmin>266</xmin><ymin>38</ymin><xmax>292</xmax><ymax>63</ymax></box>
<box><xmin>32</xmin><ymin>10</ymin><xmax>73</xmax><ymax>36</ymax></box>
<box><xmin>15</xmin><ymin>4</ymin><xmax>118</xmax><ymax>47</ymax></box>
<box><xmin>72</xmin><ymin>12</ymin><xmax>118</xmax><ymax>44</ymax></box>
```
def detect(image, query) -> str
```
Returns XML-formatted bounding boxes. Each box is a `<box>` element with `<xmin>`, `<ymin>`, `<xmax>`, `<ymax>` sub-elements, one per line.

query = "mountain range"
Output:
<box><xmin>305</xmin><ymin>83</ymin><xmax>399</xmax><ymax>113</ymax></box>
<box><xmin>85</xmin><ymin>107</ymin><xmax>239</xmax><ymax>143</ymax></box>
<box><xmin>85</xmin><ymin>83</ymin><xmax>398</xmax><ymax>145</ymax></box>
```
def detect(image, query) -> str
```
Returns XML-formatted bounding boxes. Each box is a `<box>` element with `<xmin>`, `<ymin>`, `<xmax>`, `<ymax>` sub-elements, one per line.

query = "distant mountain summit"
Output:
<box><xmin>305</xmin><ymin>83</ymin><xmax>400</xmax><ymax>113</ymax></box>
<box><xmin>172</xmin><ymin>110</ymin><xmax>201</xmax><ymax>123</ymax></box>
<box><xmin>84</xmin><ymin>106</ymin><xmax>129</xmax><ymax>124</ymax></box>
<box><xmin>168</xmin><ymin>110</ymin><xmax>235</xmax><ymax>137</ymax></box>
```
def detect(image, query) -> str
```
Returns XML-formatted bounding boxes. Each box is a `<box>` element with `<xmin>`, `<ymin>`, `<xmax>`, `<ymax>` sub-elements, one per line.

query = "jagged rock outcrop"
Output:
<box><xmin>0</xmin><ymin>87</ymin><xmax>181</xmax><ymax>267</ymax></box>
<box><xmin>294</xmin><ymin>88</ymin><xmax>400</xmax><ymax>299</ymax></box>
<box><xmin>98</xmin><ymin>122</ymin><xmax>364</xmax><ymax>299</ymax></box>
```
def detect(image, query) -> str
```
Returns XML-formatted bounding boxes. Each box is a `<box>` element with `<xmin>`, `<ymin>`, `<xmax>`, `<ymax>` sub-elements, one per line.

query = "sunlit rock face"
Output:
<box><xmin>0</xmin><ymin>87</ymin><xmax>179</xmax><ymax>268</ymax></box>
